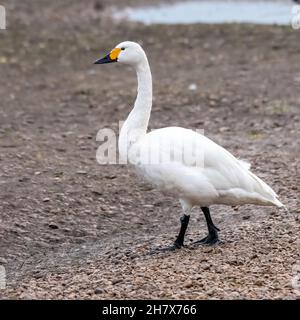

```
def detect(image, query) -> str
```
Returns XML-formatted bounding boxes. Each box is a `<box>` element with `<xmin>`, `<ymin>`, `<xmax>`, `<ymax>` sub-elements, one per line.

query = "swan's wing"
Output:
<box><xmin>139</xmin><ymin>126</ymin><xmax>248</xmax><ymax>185</ymax></box>
<box><xmin>134</xmin><ymin>127</ymin><xmax>281</xmax><ymax>206</ymax></box>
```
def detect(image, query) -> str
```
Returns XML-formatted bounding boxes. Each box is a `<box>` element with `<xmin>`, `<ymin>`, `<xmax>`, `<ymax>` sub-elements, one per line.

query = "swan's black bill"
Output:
<box><xmin>94</xmin><ymin>54</ymin><xmax>116</xmax><ymax>64</ymax></box>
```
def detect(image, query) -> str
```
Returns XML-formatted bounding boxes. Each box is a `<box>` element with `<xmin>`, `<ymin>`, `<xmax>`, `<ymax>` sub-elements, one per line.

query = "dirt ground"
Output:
<box><xmin>0</xmin><ymin>0</ymin><xmax>299</xmax><ymax>299</ymax></box>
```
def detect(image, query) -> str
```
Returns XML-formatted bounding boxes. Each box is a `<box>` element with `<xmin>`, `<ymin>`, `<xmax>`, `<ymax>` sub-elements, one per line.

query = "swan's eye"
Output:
<box><xmin>121</xmin><ymin>47</ymin><xmax>125</xmax><ymax>51</ymax></box>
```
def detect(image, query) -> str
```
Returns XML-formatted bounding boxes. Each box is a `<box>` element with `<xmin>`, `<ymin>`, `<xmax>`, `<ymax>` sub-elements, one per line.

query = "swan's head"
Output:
<box><xmin>94</xmin><ymin>41</ymin><xmax>146</xmax><ymax>67</ymax></box>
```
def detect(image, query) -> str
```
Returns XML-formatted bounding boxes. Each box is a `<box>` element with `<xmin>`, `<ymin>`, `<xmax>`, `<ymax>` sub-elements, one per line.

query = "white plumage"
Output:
<box><xmin>95</xmin><ymin>41</ymin><xmax>283</xmax><ymax>248</ymax></box>
<box><xmin>129</xmin><ymin>127</ymin><xmax>282</xmax><ymax>208</ymax></box>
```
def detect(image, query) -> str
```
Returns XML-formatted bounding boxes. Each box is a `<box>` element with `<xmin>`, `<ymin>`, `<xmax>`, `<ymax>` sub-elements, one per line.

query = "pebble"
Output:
<box><xmin>188</xmin><ymin>83</ymin><xmax>197</xmax><ymax>91</ymax></box>
<box><xmin>0</xmin><ymin>257</ymin><xmax>8</xmax><ymax>264</ymax></box>
<box><xmin>94</xmin><ymin>288</ymin><xmax>104</xmax><ymax>294</ymax></box>
<box><xmin>48</xmin><ymin>223</ymin><xmax>59</xmax><ymax>230</ymax></box>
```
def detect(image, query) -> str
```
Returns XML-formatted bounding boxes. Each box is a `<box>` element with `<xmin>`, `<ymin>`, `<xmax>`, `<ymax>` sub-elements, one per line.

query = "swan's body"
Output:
<box><xmin>95</xmin><ymin>41</ymin><xmax>283</xmax><ymax>248</ymax></box>
<box><xmin>128</xmin><ymin>126</ymin><xmax>282</xmax><ymax>208</ymax></box>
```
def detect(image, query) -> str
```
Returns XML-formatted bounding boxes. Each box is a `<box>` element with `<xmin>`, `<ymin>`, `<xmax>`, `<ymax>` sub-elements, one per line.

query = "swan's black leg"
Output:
<box><xmin>195</xmin><ymin>207</ymin><xmax>220</xmax><ymax>245</ymax></box>
<box><xmin>151</xmin><ymin>214</ymin><xmax>190</xmax><ymax>253</ymax></box>
<box><xmin>174</xmin><ymin>214</ymin><xmax>190</xmax><ymax>248</ymax></box>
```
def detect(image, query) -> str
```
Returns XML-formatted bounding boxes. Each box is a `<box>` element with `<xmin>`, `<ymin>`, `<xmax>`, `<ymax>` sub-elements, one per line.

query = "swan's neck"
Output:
<box><xmin>119</xmin><ymin>59</ymin><xmax>152</xmax><ymax>160</ymax></box>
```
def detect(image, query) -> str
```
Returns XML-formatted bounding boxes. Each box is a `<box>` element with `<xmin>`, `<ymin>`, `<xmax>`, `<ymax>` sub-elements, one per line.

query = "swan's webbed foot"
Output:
<box><xmin>149</xmin><ymin>242</ymin><xmax>182</xmax><ymax>254</ymax></box>
<box><xmin>160</xmin><ymin>242</ymin><xmax>183</xmax><ymax>252</ymax></box>
<box><xmin>194</xmin><ymin>230</ymin><xmax>219</xmax><ymax>246</ymax></box>
<box><xmin>194</xmin><ymin>207</ymin><xmax>220</xmax><ymax>246</ymax></box>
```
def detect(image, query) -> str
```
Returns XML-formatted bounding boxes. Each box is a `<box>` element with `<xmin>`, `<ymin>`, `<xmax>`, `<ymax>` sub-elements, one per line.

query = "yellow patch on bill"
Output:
<box><xmin>109</xmin><ymin>48</ymin><xmax>121</xmax><ymax>60</ymax></box>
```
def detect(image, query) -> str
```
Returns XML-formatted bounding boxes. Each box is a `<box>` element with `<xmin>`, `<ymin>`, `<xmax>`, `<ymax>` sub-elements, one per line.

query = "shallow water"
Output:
<box><xmin>115</xmin><ymin>1</ymin><xmax>295</xmax><ymax>25</ymax></box>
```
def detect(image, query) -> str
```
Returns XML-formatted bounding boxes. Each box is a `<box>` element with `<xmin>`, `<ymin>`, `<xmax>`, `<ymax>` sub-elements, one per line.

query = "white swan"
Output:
<box><xmin>94</xmin><ymin>41</ymin><xmax>283</xmax><ymax>249</ymax></box>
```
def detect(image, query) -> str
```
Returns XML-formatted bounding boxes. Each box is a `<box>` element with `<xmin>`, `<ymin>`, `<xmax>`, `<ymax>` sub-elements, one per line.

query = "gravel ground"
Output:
<box><xmin>0</xmin><ymin>0</ymin><xmax>299</xmax><ymax>299</ymax></box>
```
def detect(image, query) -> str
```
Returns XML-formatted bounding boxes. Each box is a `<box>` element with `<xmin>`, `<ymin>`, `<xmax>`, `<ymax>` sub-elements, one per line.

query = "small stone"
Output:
<box><xmin>104</xmin><ymin>175</ymin><xmax>116</xmax><ymax>179</ymax></box>
<box><xmin>188</xmin><ymin>83</ymin><xmax>197</xmax><ymax>91</ymax></box>
<box><xmin>49</xmin><ymin>223</ymin><xmax>59</xmax><ymax>230</ymax></box>
<box><xmin>94</xmin><ymin>0</ymin><xmax>104</xmax><ymax>11</ymax></box>
<box><xmin>254</xmin><ymin>280</ymin><xmax>264</xmax><ymax>286</ymax></box>
<box><xmin>76</xmin><ymin>171</ymin><xmax>87</xmax><ymax>175</ymax></box>
<box><xmin>112</xmin><ymin>279</ymin><xmax>122</xmax><ymax>285</ymax></box>
<box><xmin>219</xmin><ymin>126</ymin><xmax>230</xmax><ymax>132</ymax></box>
<box><xmin>243</xmin><ymin>215</ymin><xmax>251</xmax><ymax>220</ymax></box>
<box><xmin>0</xmin><ymin>257</ymin><xmax>7</xmax><ymax>264</ymax></box>
<box><xmin>92</xmin><ymin>190</ymin><xmax>102</xmax><ymax>196</ymax></box>
<box><xmin>184</xmin><ymin>280</ymin><xmax>194</xmax><ymax>288</ymax></box>
<box><xmin>19</xmin><ymin>177</ymin><xmax>30</xmax><ymax>182</ymax></box>
<box><xmin>202</xmin><ymin>263</ymin><xmax>210</xmax><ymax>270</ymax></box>
<box><xmin>43</xmin><ymin>198</ymin><xmax>50</xmax><ymax>202</ymax></box>
<box><xmin>94</xmin><ymin>288</ymin><xmax>104</xmax><ymax>294</ymax></box>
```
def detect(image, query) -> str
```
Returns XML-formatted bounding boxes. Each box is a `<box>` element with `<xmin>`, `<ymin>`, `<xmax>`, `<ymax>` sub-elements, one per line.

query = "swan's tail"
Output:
<box><xmin>272</xmin><ymin>197</ymin><xmax>284</xmax><ymax>208</ymax></box>
<box><xmin>252</xmin><ymin>174</ymin><xmax>295</xmax><ymax>219</ymax></box>
<box><xmin>238</xmin><ymin>159</ymin><xmax>283</xmax><ymax>208</ymax></box>
<box><xmin>239</xmin><ymin>161</ymin><xmax>293</xmax><ymax>218</ymax></box>
<box><xmin>249</xmin><ymin>171</ymin><xmax>284</xmax><ymax>208</ymax></box>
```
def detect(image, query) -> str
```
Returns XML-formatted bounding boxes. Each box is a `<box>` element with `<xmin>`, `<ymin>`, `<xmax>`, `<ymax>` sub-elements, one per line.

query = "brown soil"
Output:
<box><xmin>0</xmin><ymin>0</ymin><xmax>299</xmax><ymax>299</ymax></box>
